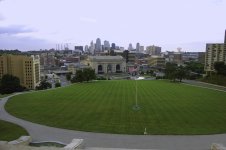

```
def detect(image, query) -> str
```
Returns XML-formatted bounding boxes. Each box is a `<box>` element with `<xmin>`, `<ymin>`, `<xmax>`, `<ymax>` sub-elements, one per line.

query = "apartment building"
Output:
<box><xmin>204</xmin><ymin>43</ymin><xmax>225</xmax><ymax>72</ymax></box>
<box><xmin>148</xmin><ymin>55</ymin><xmax>166</xmax><ymax>68</ymax></box>
<box><xmin>0</xmin><ymin>54</ymin><xmax>40</xmax><ymax>89</ymax></box>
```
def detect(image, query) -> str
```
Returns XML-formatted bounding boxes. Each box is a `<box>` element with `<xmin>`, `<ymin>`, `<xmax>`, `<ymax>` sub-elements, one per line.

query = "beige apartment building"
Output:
<box><xmin>146</xmin><ymin>45</ymin><xmax>161</xmax><ymax>55</ymax></box>
<box><xmin>148</xmin><ymin>55</ymin><xmax>166</xmax><ymax>68</ymax></box>
<box><xmin>204</xmin><ymin>43</ymin><xmax>226</xmax><ymax>72</ymax></box>
<box><xmin>0</xmin><ymin>54</ymin><xmax>40</xmax><ymax>89</ymax></box>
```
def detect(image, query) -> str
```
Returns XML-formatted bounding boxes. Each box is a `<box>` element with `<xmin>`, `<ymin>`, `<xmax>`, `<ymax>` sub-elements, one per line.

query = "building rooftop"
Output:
<box><xmin>89</xmin><ymin>56</ymin><xmax>124</xmax><ymax>61</ymax></box>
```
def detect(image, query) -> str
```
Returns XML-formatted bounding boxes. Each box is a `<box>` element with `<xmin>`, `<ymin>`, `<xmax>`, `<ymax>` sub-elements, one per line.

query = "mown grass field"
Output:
<box><xmin>0</xmin><ymin>120</ymin><xmax>28</xmax><ymax>141</ymax></box>
<box><xmin>5</xmin><ymin>80</ymin><xmax>226</xmax><ymax>135</ymax></box>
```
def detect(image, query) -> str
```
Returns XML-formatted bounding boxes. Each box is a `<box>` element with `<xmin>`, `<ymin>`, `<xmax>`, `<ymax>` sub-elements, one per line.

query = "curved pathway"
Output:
<box><xmin>182</xmin><ymin>80</ymin><xmax>226</xmax><ymax>92</ymax></box>
<box><xmin>1</xmin><ymin>86</ymin><xmax>226</xmax><ymax>150</ymax></box>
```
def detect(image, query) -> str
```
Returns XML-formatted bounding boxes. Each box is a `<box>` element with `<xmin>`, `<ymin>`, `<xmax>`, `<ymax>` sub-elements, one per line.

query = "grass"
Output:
<box><xmin>5</xmin><ymin>80</ymin><xmax>226</xmax><ymax>135</ymax></box>
<box><xmin>0</xmin><ymin>120</ymin><xmax>28</xmax><ymax>141</ymax></box>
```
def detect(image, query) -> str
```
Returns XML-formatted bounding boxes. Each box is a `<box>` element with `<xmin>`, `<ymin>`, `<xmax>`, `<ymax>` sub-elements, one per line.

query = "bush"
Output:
<box><xmin>36</xmin><ymin>80</ymin><xmax>52</xmax><ymax>90</ymax></box>
<box><xmin>96</xmin><ymin>76</ymin><xmax>107</xmax><ymax>80</ymax></box>
<box><xmin>0</xmin><ymin>74</ymin><xmax>26</xmax><ymax>94</ymax></box>
<box><xmin>55</xmin><ymin>82</ymin><xmax>61</xmax><ymax>88</ymax></box>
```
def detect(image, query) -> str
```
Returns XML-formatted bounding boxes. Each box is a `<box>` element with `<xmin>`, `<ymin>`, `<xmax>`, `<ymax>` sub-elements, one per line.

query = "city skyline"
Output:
<box><xmin>0</xmin><ymin>0</ymin><xmax>226</xmax><ymax>51</ymax></box>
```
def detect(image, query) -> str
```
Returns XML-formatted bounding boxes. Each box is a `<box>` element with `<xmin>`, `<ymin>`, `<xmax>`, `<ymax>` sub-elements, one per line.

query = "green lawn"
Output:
<box><xmin>0</xmin><ymin>120</ymin><xmax>28</xmax><ymax>141</ymax></box>
<box><xmin>5</xmin><ymin>80</ymin><xmax>226</xmax><ymax>135</ymax></box>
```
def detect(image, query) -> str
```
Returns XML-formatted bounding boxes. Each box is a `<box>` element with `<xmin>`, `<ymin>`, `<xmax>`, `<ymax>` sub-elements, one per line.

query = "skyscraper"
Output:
<box><xmin>104</xmin><ymin>40</ymin><xmax>110</xmax><ymax>50</ymax></box>
<box><xmin>85</xmin><ymin>45</ymin><xmax>89</xmax><ymax>52</ymax></box>
<box><xmin>95</xmin><ymin>38</ymin><xmax>102</xmax><ymax>52</ymax></box>
<box><xmin>111</xmin><ymin>43</ymin><xmax>116</xmax><ymax>50</ymax></box>
<box><xmin>90</xmin><ymin>41</ymin><xmax>95</xmax><ymax>55</ymax></box>
<box><xmin>74</xmin><ymin>46</ymin><xmax>83</xmax><ymax>51</ymax></box>
<box><xmin>128</xmin><ymin>43</ymin><xmax>133</xmax><ymax>51</ymax></box>
<box><xmin>140</xmin><ymin>46</ymin><xmax>145</xmax><ymax>53</ymax></box>
<box><xmin>136</xmin><ymin>43</ymin><xmax>140</xmax><ymax>52</ymax></box>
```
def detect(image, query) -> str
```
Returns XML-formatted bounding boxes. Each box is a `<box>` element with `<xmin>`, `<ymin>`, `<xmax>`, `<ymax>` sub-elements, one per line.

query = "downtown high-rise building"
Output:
<box><xmin>128</xmin><ymin>43</ymin><xmax>133</xmax><ymax>51</ymax></box>
<box><xmin>104</xmin><ymin>40</ymin><xmax>110</xmax><ymax>50</ymax></box>
<box><xmin>140</xmin><ymin>46</ymin><xmax>145</xmax><ymax>53</ymax></box>
<box><xmin>85</xmin><ymin>45</ymin><xmax>89</xmax><ymax>52</ymax></box>
<box><xmin>90</xmin><ymin>40</ymin><xmax>95</xmax><ymax>55</ymax></box>
<box><xmin>111</xmin><ymin>43</ymin><xmax>116</xmax><ymax>50</ymax></box>
<box><xmin>95</xmin><ymin>38</ymin><xmax>102</xmax><ymax>53</ymax></box>
<box><xmin>136</xmin><ymin>43</ymin><xmax>140</xmax><ymax>52</ymax></box>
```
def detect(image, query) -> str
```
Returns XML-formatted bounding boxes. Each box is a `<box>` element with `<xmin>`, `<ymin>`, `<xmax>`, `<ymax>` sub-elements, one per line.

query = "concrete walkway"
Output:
<box><xmin>1</xmin><ymin>85</ymin><xmax>226</xmax><ymax>150</ymax></box>
<box><xmin>182</xmin><ymin>80</ymin><xmax>226</xmax><ymax>92</ymax></box>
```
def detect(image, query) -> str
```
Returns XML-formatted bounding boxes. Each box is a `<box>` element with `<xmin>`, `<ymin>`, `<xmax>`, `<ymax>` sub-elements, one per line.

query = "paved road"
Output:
<box><xmin>182</xmin><ymin>80</ymin><xmax>226</xmax><ymax>92</ymax></box>
<box><xmin>1</xmin><ymin>85</ymin><xmax>226</xmax><ymax>150</ymax></box>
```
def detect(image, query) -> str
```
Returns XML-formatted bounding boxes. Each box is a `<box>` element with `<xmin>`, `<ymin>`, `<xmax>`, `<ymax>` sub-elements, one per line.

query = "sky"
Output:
<box><xmin>0</xmin><ymin>0</ymin><xmax>226</xmax><ymax>51</ymax></box>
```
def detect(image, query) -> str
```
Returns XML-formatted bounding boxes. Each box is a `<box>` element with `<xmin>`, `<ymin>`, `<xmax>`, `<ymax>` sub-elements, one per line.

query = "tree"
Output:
<box><xmin>0</xmin><ymin>74</ymin><xmax>25</xmax><ymax>94</ymax></box>
<box><xmin>75</xmin><ymin>70</ymin><xmax>84</xmax><ymax>82</ymax></box>
<box><xmin>83</xmin><ymin>68</ymin><xmax>96</xmax><ymax>82</ymax></box>
<box><xmin>66</xmin><ymin>73</ymin><xmax>72</xmax><ymax>81</ymax></box>
<box><xmin>122</xmin><ymin>50</ymin><xmax>129</xmax><ymax>63</ymax></box>
<box><xmin>71</xmin><ymin>68</ymin><xmax>96</xmax><ymax>83</ymax></box>
<box><xmin>176</xmin><ymin>66</ymin><xmax>187</xmax><ymax>82</ymax></box>
<box><xmin>55</xmin><ymin>82</ymin><xmax>61</xmax><ymax>88</ymax></box>
<box><xmin>36</xmin><ymin>80</ymin><xmax>52</xmax><ymax>90</ymax></box>
<box><xmin>109</xmin><ymin>50</ymin><xmax>115</xmax><ymax>56</ymax></box>
<box><xmin>185</xmin><ymin>61</ymin><xmax>204</xmax><ymax>74</ymax></box>
<box><xmin>165</xmin><ymin>62</ymin><xmax>177</xmax><ymax>81</ymax></box>
<box><xmin>214</xmin><ymin>62</ymin><xmax>226</xmax><ymax>76</ymax></box>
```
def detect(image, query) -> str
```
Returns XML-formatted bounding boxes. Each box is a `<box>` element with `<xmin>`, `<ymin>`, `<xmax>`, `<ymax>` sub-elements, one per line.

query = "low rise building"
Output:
<box><xmin>148</xmin><ymin>55</ymin><xmax>165</xmax><ymax>68</ymax></box>
<box><xmin>87</xmin><ymin>56</ymin><xmax>126</xmax><ymax>74</ymax></box>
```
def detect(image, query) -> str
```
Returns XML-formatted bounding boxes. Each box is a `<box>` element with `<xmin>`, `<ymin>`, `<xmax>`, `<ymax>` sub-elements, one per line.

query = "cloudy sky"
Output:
<box><xmin>0</xmin><ymin>0</ymin><xmax>226</xmax><ymax>51</ymax></box>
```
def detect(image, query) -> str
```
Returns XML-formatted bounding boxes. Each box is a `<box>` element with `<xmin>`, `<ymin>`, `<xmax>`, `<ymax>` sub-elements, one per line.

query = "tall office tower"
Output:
<box><xmin>104</xmin><ymin>40</ymin><xmax>110</xmax><ymax>50</ymax></box>
<box><xmin>136</xmin><ymin>43</ymin><xmax>140</xmax><ymax>52</ymax></box>
<box><xmin>85</xmin><ymin>45</ymin><xmax>89</xmax><ymax>52</ymax></box>
<box><xmin>111</xmin><ymin>43</ymin><xmax>116</xmax><ymax>50</ymax></box>
<box><xmin>95</xmin><ymin>38</ymin><xmax>102</xmax><ymax>52</ymax></box>
<box><xmin>205</xmin><ymin>43</ymin><xmax>225</xmax><ymax>72</ymax></box>
<box><xmin>0</xmin><ymin>54</ymin><xmax>40</xmax><ymax>89</ymax></box>
<box><xmin>146</xmin><ymin>45</ymin><xmax>161</xmax><ymax>55</ymax></box>
<box><xmin>128</xmin><ymin>43</ymin><xmax>133</xmax><ymax>51</ymax></box>
<box><xmin>90</xmin><ymin>41</ymin><xmax>95</xmax><ymax>54</ymax></box>
<box><xmin>140</xmin><ymin>46</ymin><xmax>145</xmax><ymax>53</ymax></box>
<box><xmin>74</xmin><ymin>46</ymin><xmax>83</xmax><ymax>51</ymax></box>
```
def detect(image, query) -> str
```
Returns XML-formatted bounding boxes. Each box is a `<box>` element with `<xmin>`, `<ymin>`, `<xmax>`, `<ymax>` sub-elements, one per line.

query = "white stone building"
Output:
<box><xmin>87</xmin><ymin>56</ymin><xmax>126</xmax><ymax>74</ymax></box>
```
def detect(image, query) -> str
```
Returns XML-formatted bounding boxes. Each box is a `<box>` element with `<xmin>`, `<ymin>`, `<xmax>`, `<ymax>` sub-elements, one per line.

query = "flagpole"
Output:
<box><xmin>133</xmin><ymin>76</ymin><xmax>140</xmax><ymax>111</ymax></box>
